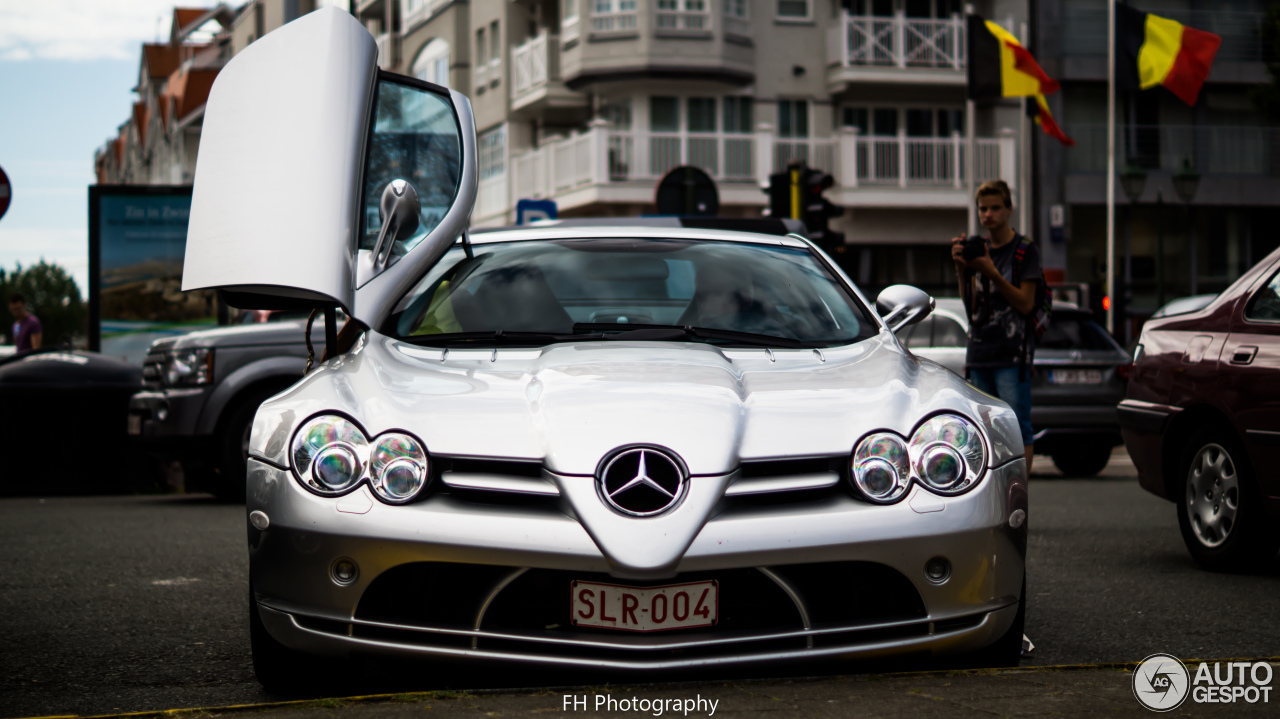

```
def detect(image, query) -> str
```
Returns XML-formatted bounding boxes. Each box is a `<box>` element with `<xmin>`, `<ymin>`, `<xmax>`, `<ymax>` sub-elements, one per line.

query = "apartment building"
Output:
<box><xmin>372</xmin><ymin>0</ymin><xmax>1032</xmax><ymax>294</ymax></box>
<box><xmin>1035</xmin><ymin>0</ymin><xmax>1280</xmax><ymax>335</ymax></box>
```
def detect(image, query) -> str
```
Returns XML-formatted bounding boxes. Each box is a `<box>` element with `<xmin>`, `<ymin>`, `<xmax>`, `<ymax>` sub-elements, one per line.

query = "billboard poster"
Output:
<box><xmin>88</xmin><ymin>186</ymin><xmax>216</xmax><ymax>364</ymax></box>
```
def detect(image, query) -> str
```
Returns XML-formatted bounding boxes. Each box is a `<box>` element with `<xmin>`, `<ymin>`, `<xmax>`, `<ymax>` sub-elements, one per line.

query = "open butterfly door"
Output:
<box><xmin>182</xmin><ymin>7</ymin><xmax>477</xmax><ymax>329</ymax></box>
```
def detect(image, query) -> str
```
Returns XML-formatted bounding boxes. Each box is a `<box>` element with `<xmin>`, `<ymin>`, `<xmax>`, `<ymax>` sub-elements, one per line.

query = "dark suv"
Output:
<box><xmin>127</xmin><ymin>315</ymin><xmax>329</xmax><ymax>499</ymax></box>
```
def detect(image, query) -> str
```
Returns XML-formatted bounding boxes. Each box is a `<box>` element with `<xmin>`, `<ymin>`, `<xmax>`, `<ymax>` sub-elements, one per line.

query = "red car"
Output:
<box><xmin>1120</xmin><ymin>247</ymin><xmax>1280</xmax><ymax>572</ymax></box>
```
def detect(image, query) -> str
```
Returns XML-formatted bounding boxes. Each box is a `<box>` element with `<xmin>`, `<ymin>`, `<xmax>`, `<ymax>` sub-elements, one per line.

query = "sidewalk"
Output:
<box><xmin>51</xmin><ymin>660</ymin><xmax>1279</xmax><ymax>719</ymax></box>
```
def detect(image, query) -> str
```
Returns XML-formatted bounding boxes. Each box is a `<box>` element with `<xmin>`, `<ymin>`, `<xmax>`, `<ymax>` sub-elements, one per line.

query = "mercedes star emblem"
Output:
<box><xmin>598</xmin><ymin>447</ymin><xmax>687</xmax><ymax>516</ymax></box>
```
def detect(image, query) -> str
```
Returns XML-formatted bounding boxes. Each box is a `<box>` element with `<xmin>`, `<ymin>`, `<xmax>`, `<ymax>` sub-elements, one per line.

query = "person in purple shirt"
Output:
<box><xmin>8</xmin><ymin>292</ymin><xmax>42</xmax><ymax>352</ymax></box>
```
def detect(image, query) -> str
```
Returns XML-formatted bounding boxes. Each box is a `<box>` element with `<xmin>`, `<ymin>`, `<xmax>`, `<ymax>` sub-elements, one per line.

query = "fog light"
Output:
<box><xmin>249</xmin><ymin>510</ymin><xmax>269</xmax><ymax>530</ymax></box>
<box><xmin>925</xmin><ymin>556</ymin><xmax>951</xmax><ymax>584</ymax></box>
<box><xmin>331</xmin><ymin>558</ymin><xmax>359</xmax><ymax>586</ymax></box>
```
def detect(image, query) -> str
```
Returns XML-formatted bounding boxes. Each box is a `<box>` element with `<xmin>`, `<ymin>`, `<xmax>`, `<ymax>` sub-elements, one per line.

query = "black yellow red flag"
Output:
<box><xmin>966</xmin><ymin>15</ymin><xmax>1073</xmax><ymax>146</ymax></box>
<box><xmin>1116</xmin><ymin>3</ymin><xmax>1221</xmax><ymax>106</ymax></box>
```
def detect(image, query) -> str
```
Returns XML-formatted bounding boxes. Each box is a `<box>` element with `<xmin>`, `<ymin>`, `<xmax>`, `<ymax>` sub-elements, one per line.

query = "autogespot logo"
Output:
<box><xmin>1133</xmin><ymin>654</ymin><xmax>1275</xmax><ymax>711</ymax></box>
<box><xmin>1133</xmin><ymin>654</ymin><xmax>1190</xmax><ymax>712</ymax></box>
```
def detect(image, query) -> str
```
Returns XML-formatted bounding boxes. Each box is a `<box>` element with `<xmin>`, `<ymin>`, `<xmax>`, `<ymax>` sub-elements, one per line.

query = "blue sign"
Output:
<box><xmin>516</xmin><ymin>199</ymin><xmax>557</xmax><ymax>225</ymax></box>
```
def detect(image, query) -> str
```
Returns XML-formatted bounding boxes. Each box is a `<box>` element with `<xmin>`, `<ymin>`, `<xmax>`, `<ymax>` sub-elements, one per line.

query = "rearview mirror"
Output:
<box><xmin>371</xmin><ymin>179</ymin><xmax>421</xmax><ymax>269</ymax></box>
<box><xmin>876</xmin><ymin>285</ymin><xmax>934</xmax><ymax>333</ymax></box>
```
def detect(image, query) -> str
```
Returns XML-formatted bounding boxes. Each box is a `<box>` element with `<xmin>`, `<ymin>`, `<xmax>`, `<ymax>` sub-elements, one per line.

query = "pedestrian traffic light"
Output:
<box><xmin>800</xmin><ymin>168</ymin><xmax>844</xmax><ymax>253</ymax></box>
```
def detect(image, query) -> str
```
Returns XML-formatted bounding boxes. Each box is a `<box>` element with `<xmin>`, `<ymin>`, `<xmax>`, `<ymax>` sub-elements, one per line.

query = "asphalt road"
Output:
<box><xmin>1</xmin><ymin>450</ymin><xmax>1277</xmax><ymax>718</ymax></box>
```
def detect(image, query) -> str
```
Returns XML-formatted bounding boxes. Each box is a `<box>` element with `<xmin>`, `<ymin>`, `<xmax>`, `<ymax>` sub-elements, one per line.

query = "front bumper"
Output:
<box><xmin>127</xmin><ymin>388</ymin><xmax>214</xmax><ymax>456</ymax></box>
<box><xmin>247</xmin><ymin>458</ymin><xmax>1027</xmax><ymax>667</ymax></box>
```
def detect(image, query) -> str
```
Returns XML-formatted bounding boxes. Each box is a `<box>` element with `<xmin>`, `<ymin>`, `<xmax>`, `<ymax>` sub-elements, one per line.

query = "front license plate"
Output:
<box><xmin>127</xmin><ymin>414</ymin><xmax>142</xmax><ymax>435</ymax></box>
<box><xmin>571</xmin><ymin>580</ymin><xmax>718</xmax><ymax>632</ymax></box>
<box><xmin>1050</xmin><ymin>369</ymin><xmax>1103</xmax><ymax>384</ymax></box>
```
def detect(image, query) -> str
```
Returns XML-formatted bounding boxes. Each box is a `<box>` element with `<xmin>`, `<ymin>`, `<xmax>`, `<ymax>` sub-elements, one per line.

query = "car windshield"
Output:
<box><xmin>1038</xmin><ymin>314</ymin><xmax>1120</xmax><ymax>352</ymax></box>
<box><xmin>386</xmin><ymin>238</ymin><xmax>878</xmax><ymax>347</ymax></box>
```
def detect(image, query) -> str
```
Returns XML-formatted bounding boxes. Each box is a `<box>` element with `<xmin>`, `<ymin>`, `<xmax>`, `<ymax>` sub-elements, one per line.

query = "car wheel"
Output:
<box><xmin>963</xmin><ymin>576</ymin><xmax>1025</xmax><ymax>668</ymax></box>
<box><xmin>1049</xmin><ymin>445</ymin><xmax>1113</xmax><ymax>477</ymax></box>
<box><xmin>213</xmin><ymin>386</ymin><xmax>286</xmax><ymax>502</ymax></box>
<box><xmin>249</xmin><ymin>584</ymin><xmax>337</xmax><ymax>693</ymax></box>
<box><xmin>1176</xmin><ymin>428</ymin><xmax>1280</xmax><ymax>573</ymax></box>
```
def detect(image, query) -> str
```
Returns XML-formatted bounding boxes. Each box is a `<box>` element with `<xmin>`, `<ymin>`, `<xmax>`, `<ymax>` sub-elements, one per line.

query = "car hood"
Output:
<box><xmin>149</xmin><ymin>321</ymin><xmax>315</xmax><ymax>353</ymax></box>
<box><xmin>249</xmin><ymin>330</ymin><xmax>1022</xmax><ymax>577</ymax></box>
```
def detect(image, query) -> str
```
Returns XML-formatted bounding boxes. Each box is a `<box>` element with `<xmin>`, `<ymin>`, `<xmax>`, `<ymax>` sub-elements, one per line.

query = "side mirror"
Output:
<box><xmin>876</xmin><ymin>285</ymin><xmax>935</xmax><ymax>333</ymax></box>
<box><xmin>371</xmin><ymin>179</ymin><xmax>421</xmax><ymax>269</ymax></box>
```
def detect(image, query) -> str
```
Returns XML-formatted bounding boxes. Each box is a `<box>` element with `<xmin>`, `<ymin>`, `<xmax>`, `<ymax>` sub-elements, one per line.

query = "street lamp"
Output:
<box><xmin>1119</xmin><ymin>164</ymin><xmax>1147</xmax><ymax>343</ymax></box>
<box><xmin>1173</xmin><ymin>159</ymin><xmax>1201</xmax><ymax>294</ymax></box>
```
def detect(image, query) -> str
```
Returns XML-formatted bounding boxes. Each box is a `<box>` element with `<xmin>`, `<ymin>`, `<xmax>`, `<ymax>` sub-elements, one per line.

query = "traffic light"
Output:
<box><xmin>800</xmin><ymin>168</ymin><xmax>844</xmax><ymax>253</ymax></box>
<box><xmin>765</xmin><ymin>166</ymin><xmax>799</xmax><ymax>220</ymax></box>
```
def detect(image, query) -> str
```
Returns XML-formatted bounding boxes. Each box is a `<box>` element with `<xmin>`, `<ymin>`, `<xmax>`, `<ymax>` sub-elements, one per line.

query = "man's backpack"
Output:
<box><xmin>1012</xmin><ymin>238</ymin><xmax>1052</xmax><ymax>341</ymax></box>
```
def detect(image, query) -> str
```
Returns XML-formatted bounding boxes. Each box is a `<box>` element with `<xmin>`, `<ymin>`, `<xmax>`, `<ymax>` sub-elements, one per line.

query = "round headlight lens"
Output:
<box><xmin>909</xmin><ymin>414</ymin><xmax>986</xmax><ymax>494</ymax></box>
<box><xmin>369</xmin><ymin>433</ymin><xmax>429</xmax><ymax>503</ymax></box>
<box><xmin>291</xmin><ymin>415</ymin><xmax>369</xmax><ymax>495</ymax></box>
<box><xmin>851</xmin><ymin>432</ymin><xmax>910</xmax><ymax>502</ymax></box>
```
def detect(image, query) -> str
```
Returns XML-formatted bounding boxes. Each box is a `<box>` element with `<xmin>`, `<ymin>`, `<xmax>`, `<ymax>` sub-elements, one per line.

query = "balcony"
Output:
<box><xmin>827</xmin><ymin>11</ymin><xmax>966</xmax><ymax>89</ymax></box>
<box><xmin>1064</xmin><ymin>124</ymin><xmax>1280</xmax><ymax>177</ymax></box>
<box><xmin>471</xmin><ymin>122</ymin><xmax>1015</xmax><ymax>223</ymax></box>
<box><xmin>510</xmin><ymin>32</ymin><xmax>587</xmax><ymax>114</ymax></box>
<box><xmin>375</xmin><ymin>33</ymin><xmax>392</xmax><ymax>70</ymax></box>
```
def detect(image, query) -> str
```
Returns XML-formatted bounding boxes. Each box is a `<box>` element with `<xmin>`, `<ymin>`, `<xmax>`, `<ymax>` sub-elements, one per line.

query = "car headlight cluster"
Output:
<box><xmin>159</xmin><ymin>348</ymin><xmax>214</xmax><ymax>386</ymax></box>
<box><xmin>850</xmin><ymin>414</ymin><xmax>986</xmax><ymax>503</ymax></box>
<box><xmin>291</xmin><ymin>415</ymin><xmax>430</xmax><ymax>504</ymax></box>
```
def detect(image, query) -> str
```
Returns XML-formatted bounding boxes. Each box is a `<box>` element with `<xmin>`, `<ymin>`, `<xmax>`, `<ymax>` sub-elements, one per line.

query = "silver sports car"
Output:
<box><xmin>181</xmin><ymin>9</ymin><xmax>1029</xmax><ymax>689</ymax></box>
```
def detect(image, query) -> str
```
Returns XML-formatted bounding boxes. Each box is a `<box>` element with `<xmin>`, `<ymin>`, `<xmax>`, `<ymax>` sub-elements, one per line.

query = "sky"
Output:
<box><xmin>0</xmin><ymin>0</ymin><xmax>186</xmax><ymax>294</ymax></box>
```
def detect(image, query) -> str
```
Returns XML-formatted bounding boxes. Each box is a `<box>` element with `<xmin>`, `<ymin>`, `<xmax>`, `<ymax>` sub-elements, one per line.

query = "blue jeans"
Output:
<box><xmin>969</xmin><ymin>367</ymin><xmax>1034</xmax><ymax>447</ymax></box>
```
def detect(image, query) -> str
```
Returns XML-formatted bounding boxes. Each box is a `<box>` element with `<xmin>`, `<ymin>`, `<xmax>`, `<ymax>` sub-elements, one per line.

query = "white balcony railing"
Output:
<box><xmin>592</xmin><ymin>10</ymin><xmax>638</xmax><ymax>33</ymax></box>
<box><xmin>656</xmin><ymin>10</ymin><xmax>710</xmax><ymax>31</ymax></box>
<box><xmin>375</xmin><ymin>33</ymin><xmax>392</xmax><ymax>69</ymax></box>
<box><xmin>401</xmin><ymin>0</ymin><xmax>450</xmax><ymax>30</ymax></box>
<box><xmin>830</xmin><ymin>11</ymin><xmax>965</xmax><ymax>70</ymax></box>
<box><xmin>1064</xmin><ymin>124</ymin><xmax>1280</xmax><ymax>177</ymax></box>
<box><xmin>512</xmin><ymin>32</ymin><xmax>554</xmax><ymax>99</ymax></box>
<box><xmin>488</xmin><ymin>123</ymin><xmax>1015</xmax><ymax>221</ymax></box>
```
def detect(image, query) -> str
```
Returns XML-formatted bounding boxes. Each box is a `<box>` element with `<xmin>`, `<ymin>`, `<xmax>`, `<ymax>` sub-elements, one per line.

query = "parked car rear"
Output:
<box><xmin>902</xmin><ymin>299</ymin><xmax>1129</xmax><ymax>476</ymax></box>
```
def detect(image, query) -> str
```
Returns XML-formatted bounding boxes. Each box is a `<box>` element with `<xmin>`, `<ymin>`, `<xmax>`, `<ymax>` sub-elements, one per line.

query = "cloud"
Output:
<box><xmin>0</xmin><ymin>1</ymin><xmax>197</xmax><ymax>61</ymax></box>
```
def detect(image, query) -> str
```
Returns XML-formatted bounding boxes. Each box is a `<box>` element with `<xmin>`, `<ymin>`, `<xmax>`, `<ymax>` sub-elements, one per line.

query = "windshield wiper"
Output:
<box><xmin>572</xmin><ymin>323</ymin><xmax>812</xmax><ymax>349</ymax></box>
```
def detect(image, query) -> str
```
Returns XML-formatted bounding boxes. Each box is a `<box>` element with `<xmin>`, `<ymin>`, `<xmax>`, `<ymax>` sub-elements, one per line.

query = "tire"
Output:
<box><xmin>1176</xmin><ymin>428</ymin><xmax>1280</xmax><ymax>573</ymax></box>
<box><xmin>212</xmin><ymin>385</ymin><xmax>287</xmax><ymax>502</ymax></box>
<box><xmin>249</xmin><ymin>584</ymin><xmax>326</xmax><ymax>693</ymax></box>
<box><xmin>964</xmin><ymin>576</ymin><xmax>1025</xmax><ymax>669</ymax></box>
<box><xmin>1050</xmin><ymin>445</ymin><xmax>1112</xmax><ymax>477</ymax></box>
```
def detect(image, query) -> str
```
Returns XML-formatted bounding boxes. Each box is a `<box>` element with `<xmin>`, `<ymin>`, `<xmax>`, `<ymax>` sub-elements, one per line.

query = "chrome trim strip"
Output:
<box><xmin>756</xmin><ymin>567</ymin><xmax>813</xmax><ymax>648</ymax></box>
<box><xmin>472</xmin><ymin>567</ymin><xmax>528</xmax><ymax>648</ymax></box>
<box><xmin>441</xmin><ymin>472</ymin><xmax>560</xmax><ymax>496</ymax></box>
<box><xmin>265</xmin><ymin>604</ymin><xmax>1016</xmax><ymax>670</ymax></box>
<box><xmin>725</xmin><ymin>472</ymin><xmax>840</xmax><ymax>496</ymax></box>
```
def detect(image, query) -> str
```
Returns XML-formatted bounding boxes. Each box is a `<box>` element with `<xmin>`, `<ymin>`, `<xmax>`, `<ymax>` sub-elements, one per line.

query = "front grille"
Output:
<box><xmin>349</xmin><ymin>560</ymin><xmax>928</xmax><ymax>661</ymax></box>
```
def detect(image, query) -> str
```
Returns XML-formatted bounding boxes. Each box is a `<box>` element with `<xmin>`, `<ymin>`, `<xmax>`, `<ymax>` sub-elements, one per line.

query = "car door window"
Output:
<box><xmin>360</xmin><ymin>77</ymin><xmax>462</xmax><ymax>258</ymax></box>
<box><xmin>1245</xmin><ymin>268</ymin><xmax>1280</xmax><ymax>321</ymax></box>
<box><xmin>932</xmin><ymin>316</ymin><xmax>966</xmax><ymax>348</ymax></box>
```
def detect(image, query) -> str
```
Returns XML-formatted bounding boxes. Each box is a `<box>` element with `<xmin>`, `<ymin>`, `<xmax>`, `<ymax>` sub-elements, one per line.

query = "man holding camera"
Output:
<box><xmin>951</xmin><ymin>180</ymin><xmax>1040</xmax><ymax>472</ymax></box>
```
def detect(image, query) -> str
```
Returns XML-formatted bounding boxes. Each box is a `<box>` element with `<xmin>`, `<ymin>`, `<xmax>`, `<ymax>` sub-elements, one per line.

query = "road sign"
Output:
<box><xmin>0</xmin><ymin>165</ymin><xmax>11</xmax><ymax>223</ymax></box>
<box><xmin>516</xmin><ymin>198</ymin><xmax>557</xmax><ymax>225</ymax></box>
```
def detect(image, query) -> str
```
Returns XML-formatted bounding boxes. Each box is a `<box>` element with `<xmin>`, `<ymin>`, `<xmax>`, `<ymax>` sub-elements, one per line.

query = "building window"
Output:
<box><xmin>776</xmin><ymin>0</ymin><xmax>809</xmax><ymax>20</ymax></box>
<box><xmin>593</xmin><ymin>0</ymin><xmax>637</xmax><ymax>32</ymax></box>
<box><xmin>840</xmin><ymin>107</ymin><xmax>868</xmax><ymax>133</ymax></box>
<box><xmin>777</xmin><ymin>99</ymin><xmax>808</xmax><ymax>138</ymax></box>
<box><xmin>657</xmin><ymin>0</ymin><xmax>708</xmax><ymax>30</ymax></box>
<box><xmin>476</xmin><ymin>27</ymin><xmax>487</xmax><ymax>66</ymax></box>
<box><xmin>724</xmin><ymin>0</ymin><xmax>749</xmax><ymax>34</ymax></box>
<box><xmin>489</xmin><ymin>20</ymin><xmax>500</xmax><ymax>65</ymax></box>
<box><xmin>723</xmin><ymin>97</ymin><xmax>753</xmax><ymax>134</ymax></box>
<box><xmin>411</xmin><ymin>38</ymin><xmax>450</xmax><ymax>87</ymax></box>
<box><xmin>600</xmin><ymin>98</ymin><xmax>633</xmax><ymax>130</ymax></box>
<box><xmin>478</xmin><ymin>126</ymin><xmax>506</xmax><ymax>180</ymax></box>
<box><xmin>651</xmin><ymin>97</ymin><xmax>680</xmax><ymax>132</ymax></box>
<box><xmin>687</xmin><ymin>98</ymin><xmax>716</xmax><ymax>133</ymax></box>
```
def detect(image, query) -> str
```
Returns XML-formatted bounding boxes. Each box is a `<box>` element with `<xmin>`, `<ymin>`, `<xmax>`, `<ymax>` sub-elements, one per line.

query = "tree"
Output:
<box><xmin>1251</xmin><ymin>3</ymin><xmax>1280</xmax><ymax>122</ymax></box>
<box><xmin>0</xmin><ymin>261</ymin><xmax>87</xmax><ymax>348</ymax></box>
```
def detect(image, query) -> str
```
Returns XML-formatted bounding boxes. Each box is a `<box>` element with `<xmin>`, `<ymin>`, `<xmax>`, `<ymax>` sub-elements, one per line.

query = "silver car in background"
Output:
<box><xmin>180</xmin><ymin>9</ymin><xmax>1030</xmax><ymax>689</ymax></box>
<box><xmin>902</xmin><ymin>299</ymin><xmax>1131</xmax><ymax>476</ymax></box>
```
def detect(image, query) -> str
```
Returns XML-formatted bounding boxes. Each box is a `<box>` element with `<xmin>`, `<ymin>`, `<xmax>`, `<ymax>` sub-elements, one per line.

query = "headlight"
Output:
<box><xmin>369</xmin><ymin>432</ymin><xmax>429</xmax><ymax>504</ymax></box>
<box><xmin>850</xmin><ymin>433</ymin><xmax>911</xmax><ymax>503</ymax></box>
<box><xmin>163</xmin><ymin>348</ymin><xmax>214</xmax><ymax>386</ymax></box>
<box><xmin>291</xmin><ymin>415</ymin><xmax>368</xmax><ymax>495</ymax></box>
<box><xmin>851</xmin><ymin>414</ymin><xmax>987</xmax><ymax>502</ymax></box>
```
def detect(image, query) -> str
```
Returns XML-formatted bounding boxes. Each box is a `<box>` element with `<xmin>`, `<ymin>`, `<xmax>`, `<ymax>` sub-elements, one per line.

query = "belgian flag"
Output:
<box><xmin>1116</xmin><ymin>3</ymin><xmax>1221</xmax><ymax>107</ymax></box>
<box><xmin>967</xmin><ymin>15</ymin><xmax>1074</xmax><ymax>147</ymax></box>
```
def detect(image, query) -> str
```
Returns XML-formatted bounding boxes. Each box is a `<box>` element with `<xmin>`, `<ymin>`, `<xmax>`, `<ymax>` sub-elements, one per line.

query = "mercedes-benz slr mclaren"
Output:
<box><xmin>180</xmin><ymin>8</ymin><xmax>1030</xmax><ymax>689</ymax></box>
